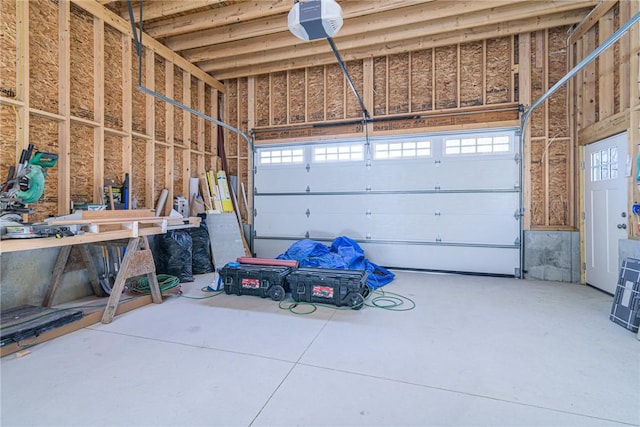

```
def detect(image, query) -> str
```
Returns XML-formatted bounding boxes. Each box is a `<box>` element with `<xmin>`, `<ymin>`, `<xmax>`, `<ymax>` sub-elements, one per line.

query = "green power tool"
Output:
<box><xmin>0</xmin><ymin>144</ymin><xmax>59</xmax><ymax>215</ymax></box>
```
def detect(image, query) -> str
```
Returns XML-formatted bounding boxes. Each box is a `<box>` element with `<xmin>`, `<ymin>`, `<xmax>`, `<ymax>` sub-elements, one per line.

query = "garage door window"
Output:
<box><xmin>444</xmin><ymin>135</ymin><xmax>511</xmax><ymax>155</ymax></box>
<box><xmin>374</xmin><ymin>141</ymin><xmax>431</xmax><ymax>159</ymax></box>
<box><xmin>259</xmin><ymin>148</ymin><xmax>304</xmax><ymax>164</ymax></box>
<box><xmin>314</xmin><ymin>144</ymin><xmax>363</xmax><ymax>162</ymax></box>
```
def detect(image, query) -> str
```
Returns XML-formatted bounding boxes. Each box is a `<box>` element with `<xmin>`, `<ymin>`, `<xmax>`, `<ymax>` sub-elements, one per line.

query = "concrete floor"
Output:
<box><xmin>1</xmin><ymin>270</ymin><xmax>638</xmax><ymax>427</ymax></box>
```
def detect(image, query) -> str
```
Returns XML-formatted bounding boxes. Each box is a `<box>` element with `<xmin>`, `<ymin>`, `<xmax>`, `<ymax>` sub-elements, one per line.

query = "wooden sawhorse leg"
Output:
<box><xmin>101</xmin><ymin>236</ymin><xmax>161</xmax><ymax>324</ymax></box>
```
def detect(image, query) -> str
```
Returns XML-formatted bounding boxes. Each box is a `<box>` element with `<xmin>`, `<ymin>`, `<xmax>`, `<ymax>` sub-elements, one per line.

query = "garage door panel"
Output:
<box><xmin>368</xmin><ymin>161</ymin><xmax>439</xmax><ymax>190</ymax></box>
<box><xmin>359</xmin><ymin>243</ymin><xmax>519</xmax><ymax>275</ymax></box>
<box><xmin>307</xmin><ymin>163</ymin><xmax>369</xmax><ymax>192</ymax></box>
<box><xmin>253</xmin><ymin>128</ymin><xmax>520</xmax><ymax>276</ymax></box>
<box><xmin>255</xmin><ymin>165</ymin><xmax>310</xmax><ymax>193</ymax></box>
<box><xmin>438</xmin><ymin>158</ymin><xmax>518</xmax><ymax>190</ymax></box>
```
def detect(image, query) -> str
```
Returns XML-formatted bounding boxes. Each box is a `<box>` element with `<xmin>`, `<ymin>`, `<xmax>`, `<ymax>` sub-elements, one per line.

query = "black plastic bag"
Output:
<box><xmin>155</xmin><ymin>230</ymin><xmax>194</xmax><ymax>282</ymax></box>
<box><xmin>189</xmin><ymin>215</ymin><xmax>214</xmax><ymax>274</ymax></box>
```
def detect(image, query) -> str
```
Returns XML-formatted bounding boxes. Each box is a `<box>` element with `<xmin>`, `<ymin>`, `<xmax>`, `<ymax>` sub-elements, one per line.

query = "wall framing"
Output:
<box><xmin>0</xmin><ymin>0</ymin><xmax>223</xmax><ymax>221</ymax></box>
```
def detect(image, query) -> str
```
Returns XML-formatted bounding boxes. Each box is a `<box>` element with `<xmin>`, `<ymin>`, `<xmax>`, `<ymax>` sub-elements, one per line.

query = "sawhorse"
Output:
<box><xmin>43</xmin><ymin>236</ymin><xmax>162</xmax><ymax>323</ymax></box>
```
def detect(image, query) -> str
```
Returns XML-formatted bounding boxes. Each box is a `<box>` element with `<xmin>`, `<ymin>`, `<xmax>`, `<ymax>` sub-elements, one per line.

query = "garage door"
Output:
<box><xmin>253</xmin><ymin>128</ymin><xmax>521</xmax><ymax>276</ymax></box>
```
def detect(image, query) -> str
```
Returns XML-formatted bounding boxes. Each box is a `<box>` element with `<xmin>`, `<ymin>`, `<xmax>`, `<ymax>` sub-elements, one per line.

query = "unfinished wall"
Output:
<box><xmin>226</xmin><ymin>29</ymin><xmax>575</xmax><ymax>230</ymax></box>
<box><xmin>0</xmin><ymin>0</ymin><xmax>223</xmax><ymax>222</ymax></box>
<box><xmin>569</xmin><ymin>0</ymin><xmax>640</xmax><ymax>239</ymax></box>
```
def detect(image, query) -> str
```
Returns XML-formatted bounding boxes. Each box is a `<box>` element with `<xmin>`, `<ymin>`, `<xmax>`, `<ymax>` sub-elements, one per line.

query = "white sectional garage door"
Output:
<box><xmin>253</xmin><ymin>128</ymin><xmax>521</xmax><ymax>276</ymax></box>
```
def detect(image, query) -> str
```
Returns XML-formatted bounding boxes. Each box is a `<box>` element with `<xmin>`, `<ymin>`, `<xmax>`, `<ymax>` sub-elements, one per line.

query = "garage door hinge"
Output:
<box><xmin>306</xmin><ymin>163</ymin><xmax>311</xmax><ymax>172</ymax></box>
<box><xmin>514</xmin><ymin>153</ymin><xmax>522</xmax><ymax>163</ymax></box>
<box><xmin>514</xmin><ymin>237</ymin><xmax>520</xmax><ymax>245</ymax></box>
<box><xmin>305</xmin><ymin>231</ymin><xmax>310</xmax><ymax>238</ymax></box>
<box><xmin>305</xmin><ymin>209</ymin><xmax>311</xmax><ymax>218</ymax></box>
<box><xmin>366</xmin><ymin>209</ymin><xmax>372</xmax><ymax>217</ymax></box>
<box><xmin>306</xmin><ymin>185</ymin><xmax>311</xmax><ymax>193</ymax></box>
<box><xmin>254</xmin><ymin>209</ymin><xmax>258</xmax><ymax>217</ymax></box>
<box><xmin>436</xmin><ymin>236</ymin><xmax>442</xmax><ymax>242</ymax></box>
<box><xmin>514</xmin><ymin>209</ymin><xmax>523</xmax><ymax>219</ymax></box>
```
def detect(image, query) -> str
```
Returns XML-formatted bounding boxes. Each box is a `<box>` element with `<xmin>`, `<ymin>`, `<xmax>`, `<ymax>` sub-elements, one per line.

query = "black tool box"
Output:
<box><xmin>287</xmin><ymin>267</ymin><xmax>369</xmax><ymax>309</ymax></box>
<box><xmin>219</xmin><ymin>263</ymin><xmax>292</xmax><ymax>301</ymax></box>
<box><xmin>610</xmin><ymin>258</ymin><xmax>640</xmax><ymax>332</ymax></box>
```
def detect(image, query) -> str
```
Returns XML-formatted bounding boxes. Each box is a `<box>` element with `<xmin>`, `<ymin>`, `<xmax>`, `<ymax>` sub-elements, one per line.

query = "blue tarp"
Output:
<box><xmin>276</xmin><ymin>236</ymin><xmax>395</xmax><ymax>289</ymax></box>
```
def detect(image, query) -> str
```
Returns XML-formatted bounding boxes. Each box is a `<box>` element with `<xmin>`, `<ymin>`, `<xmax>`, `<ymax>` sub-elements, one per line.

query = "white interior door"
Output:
<box><xmin>584</xmin><ymin>132</ymin><xmax>628</xmax><ymax>294</ymax></box>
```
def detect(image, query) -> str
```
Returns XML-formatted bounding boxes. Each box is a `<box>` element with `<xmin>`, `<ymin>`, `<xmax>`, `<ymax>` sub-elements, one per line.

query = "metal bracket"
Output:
<box><xmin>305</xmin><ymin>209</ymin><xmax>311</xmax><ymax>218</ymax></box>
<box><xmin>305</xmin><ymin>185</ymin><xmax>311</xmax><ymax>193</ymax></box>
<box><xmin>305</xmin><ymin>163</ymin><xmax>310</xmax><ymax>172</ymax></box>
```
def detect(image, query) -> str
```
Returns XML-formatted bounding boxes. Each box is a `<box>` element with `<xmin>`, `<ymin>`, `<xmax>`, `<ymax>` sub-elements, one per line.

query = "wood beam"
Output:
<box><xmin>121</xmin><ymin>0</ymin><xmax>225</xmax><ymax>22</ymax></box>
<box><xmin>165</xmin><ymin>0</ymin><xmax>431</xmax><ymax>52</ymax></box>
<box><xmin>59</xmin><ymin>0</ymin><xmax>71</xmax><ymax>216</ymax></box>
<box><xmin>71</xmin><ymin>0</ymin><xmax>224</xmax><ymax>92</ymax></box>
<box><xmin>189</xmin><ymin>1</ymin><xmax>593</xmax><ymax>66</ymax></box>
<box><xmin>569</xmin><ymin>0</ymin><xmax>617</xmax><ymax>45</ymax></box>
<box><xmin>182</xmin><ymin>0</ymin><xmax>537</xmax><ymax>62</ymax></box>
<box><xmin>204</xmin><ymin>9</ymin><xmax>590</xmax><ymax>79</ymax></box>
<box><xmin>144</xmin><ymin>0</ymin><xmax>292</xmax><ymax>38</ymax></box>
<box><xmin>212</xmin><ymin>10</ymin><xmax>587</xmax><ymax>80</ymax></box>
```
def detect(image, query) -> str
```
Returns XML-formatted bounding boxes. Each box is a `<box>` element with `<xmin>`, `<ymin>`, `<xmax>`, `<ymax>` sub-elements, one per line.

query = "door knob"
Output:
<box><xmin>617</xmin><ymin>223</ymin><xmax>627</xmax><ymax>229</ymax></box>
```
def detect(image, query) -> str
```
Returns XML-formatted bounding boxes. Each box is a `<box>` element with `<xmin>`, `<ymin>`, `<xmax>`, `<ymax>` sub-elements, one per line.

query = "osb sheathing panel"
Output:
<box><xmin>154</xmin><ymin>55</ymin><xmax>166</xmax><ymax>141</ymax></box>
<box><xmin>103</xmin><ymin>134</ymin><xmax>123</xmax><ymax>184</ymax></box>
<box><xmin>485</xmin><ymin>37</ymin><xmax>511</xmax><ymax>104</ymax></box>
<box><xmin>255</xmin><ymin>74</ymin><xmax>270</xmax><ymax>127</ymax></box>
<box><xmin>548</xmin><ymin>139</ymin><xmax>569</xmax><ymax>226</ymax></box>
<box><xmin>131</xmin><ymin>44</ymin><xmax>146</xmax><ymax>134</ymax></box>
<box><xmin>530</xmin><ymin>32</ymin><xmax>545</xmax><ymax>138</ymax></box>
<box><xmin>104</xmin><ymin>25</ymin><xmax>123</xmax><ymax>130</ymax></box>
<box><xmin>0</xmin><ymin>0</ymin><xmax>17</xmax><ymax>98</ymax></box>
<box><xmin>459</xmin><ymin>42</ymin><xmax>483</xmax><ymax>107</ymax></box>
<box><xmin>388</xmin><ymin>53</ymin><xmax>409</xmax><ymax>114</ymax></box>
<box><xmin>270</xmin><ymin>72</ymin><xmax>287</xmax><ymax>125</ymax></box>
<box><xmin>173</xmin><ymin>65</ymin><xmax>184</xmax><ymax>146</ymax></box>
<box><xmin>345</xmin><ymin>60</ymin><xmax>364</xmax><ymax>118</ymax></box>
<box><xmin>153</xmin><ymin>145</ymin><xmax>166</xmax><ymax>204</ymax></box>
<box><xmin>174</xmin><ymin>147</ymin><xmax>184</xmax><ymax>196</ymax></box>
<box><xmin>410</xmin><ymin>49</ymin><xmax>433</xmax><ymax>112</ymax></box>
<box><xmin>69</xmin><ymin>122</ymin><xmax>94</xmax><ymax>204</ymax></box>
<box><xmin>70</xmin><ymin>5</ymin><xmax>94</xmax><ymax>121</ymax></box>
<box><xmin>434</xmin><ymin>46</ymin><xmax>457</xmax><ymax>110</ymax></box>
<box><xmin>529</xmin><ymin>138</ymin><xmax>545</xmax><ymax>226</ymax></box>
<box><xmin>307</xmin><ymin>66</ymin><xmax>324</xmax><ymax>122</ymax></box>
<box><xmin>225</xmin><ymin>78</ymin><xmax>239</xmax><ymax>155</ymax></box>
<box><xmin>0</xmin><ymin>106</ymin><xmax>17</xmax><ymax>173</ymax></box>
<box><xmin>238</xmin><ymin>77</ymin><xmax>248</xmax><ymax>156</ymax></box>
<box><xmin>29</xmin><ymin>0</ymin><xmax>58</xmax><ymax>114</ymax></box>
<box><xmin>190</xmin><ymin>154</ymin><xmax>199</xmax><ymax>181</ymax></box>
<box><xmin>132</xmin><ymin>137</ymin><xmax>146</xmax><ymax>207</ymax></box>
<box><xmin>204</xmin><ymin>85</ymin><xmax>213</xmax><ymax>152</ymax></box>
<box><xmin>29</xmin><ymin>116</ymin><xmax>58</xmax><ymax>221</ymax></box>
<box><xmin>191</xmin><ymin>75</ymin><xmax>199</xmax><ymax>150</ymax></box>
<box><xmin>289</xmin><ymin>69</ymin><xmax>306</xmax><ymax>124</ymax></box>
<box><xmin>373</xmin><ymin>57</ymin><xmax>387</xmax><ymax>116</ymax></box>
<box><xmin>325</xmin><ymin>63</ymin><xmax>344</xmax><ymax>120</ymax></box>
<box><xmin>548</xmin><ymin>27</ymin><xmax>570</xmax><ymax>138</ymax></box>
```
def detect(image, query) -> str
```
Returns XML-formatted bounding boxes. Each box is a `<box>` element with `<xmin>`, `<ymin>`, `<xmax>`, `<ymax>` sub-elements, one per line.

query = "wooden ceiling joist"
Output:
<box><xmin>208</xmin><ymin>8</ymin><xmax>591</xmax><ymax>79</ymax></box>
<box><xmin>163</xmin><ymin>0</ymin><xmax>431</xmax><ymax>51</ymax></box>
<box><xmin>143</xmin><ymin>0</ymin><xmax>293</xmax><ymax>39</ymax></box>
<box><xmin>192</xmin><ymin>1</ymin><xmax>590</xmax><ymax>69</ymax></box>
<box><xmin>183</xmin><ymin>0</ymin><xmax>534</xmax><ymax>64</ymax></box>
<box><xmin>121</xmin><ymin>0</ymin><xmax>226</xmax><ymax>22</ymax></box>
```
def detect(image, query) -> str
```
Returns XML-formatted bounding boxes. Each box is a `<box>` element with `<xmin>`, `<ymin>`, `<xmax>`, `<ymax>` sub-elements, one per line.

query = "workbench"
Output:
<box><xmin>0</xmin><ymin>215</ymin><xmax>200</xmax><ymax>355</ymax></box>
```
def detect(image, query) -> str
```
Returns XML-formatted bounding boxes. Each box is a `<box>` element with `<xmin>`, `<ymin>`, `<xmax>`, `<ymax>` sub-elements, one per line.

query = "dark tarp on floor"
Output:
<box><xmin>276</xmin><ymin>236</ymin><xmax>395</xmax><ymax>289</ymax></box>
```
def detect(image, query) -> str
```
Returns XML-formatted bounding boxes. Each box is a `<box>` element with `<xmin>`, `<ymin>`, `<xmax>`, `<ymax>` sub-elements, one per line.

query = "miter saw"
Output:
<box><xmin>0</xmin><ymin>144</ymin><xmax>59</xmax><ymax>238</ymax></box>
